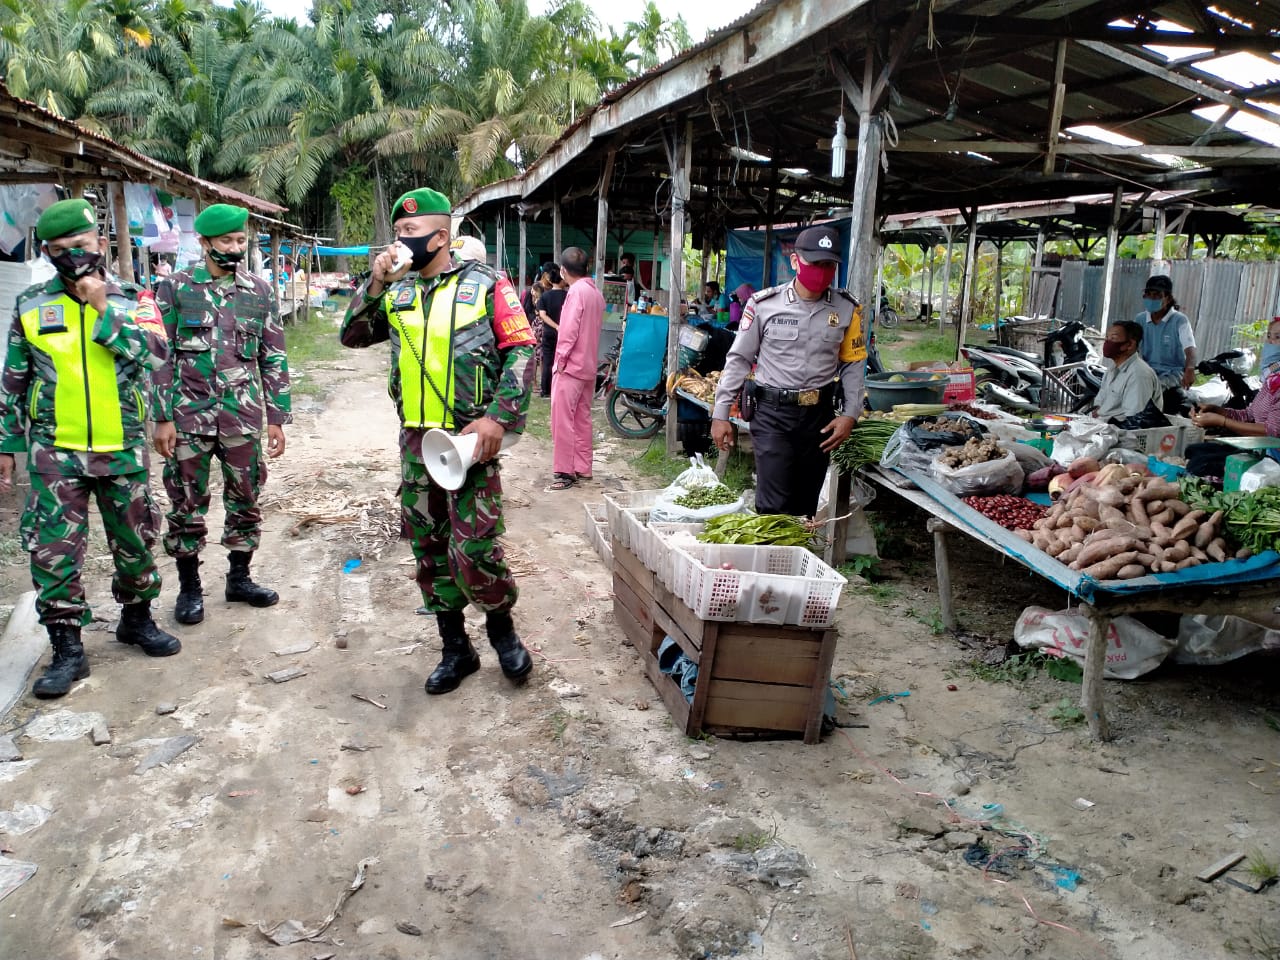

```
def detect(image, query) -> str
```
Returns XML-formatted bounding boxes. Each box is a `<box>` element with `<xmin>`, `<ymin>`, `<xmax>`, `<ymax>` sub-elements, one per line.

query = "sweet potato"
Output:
<box><xmin>1164</xmin><ymin>541</ymin><xmax>1191</xmax><ymax>563</ymax></box>
<box><xmin>1098</xmin><ymin>504</ymin><xmax>1127</xmax><ymax>524</ymax></box>
<box><xmin>1130</xmin><ymin>497</ymin><xmax>1150</xmax><ymax>527</ymax></box>
<box><xmin>1014</xmin><ymin>528</ymin><xmax>1034</xmax><ymax>542</ymax></box>
<box><xmin>1061</xmin><ymin>543</ymin><xmax>1083</xmax><ymax>564</ymax></box>
<box><xmin>1135</xmin><ymin>553</ymin><xmax>1159</xmax><ymax>568</ymax></box>
<box><xmin>1206</xmin><ymin>539</ymin><xmax>1228</xmax><ymax>563</ymax></box>
<box><xmin>1156</xmin><ymin>560</ymin><xmax>1177</xmax><ymax>573</ymax></box>
<box><xmin>1074</xmin><ymin>516</ymin><xmax>1100</xmax><ymax>533</ymax></box>
<box><xmin>1176</xmin><ymin>557</ymin><xmax>1201</xmax><ymax>571</ymax></box>
<box><xmin>1046</xmin><ymin>540</ymin><xmax>1069</xmax><ymax>558</ymax></box>
<box><xmin>1149</xmin><ymin>508</ymin><xmax>1175</xmax><ymax>526</ymax></box>
<box><xmin>1077</xmin><ymin>537</ymin><xmax>1144</xmax><ymax>568</ymax></box>
<box><xmin>1138</xmin><ymin>479</ymin><xmax>1181</xmax><ymax>501</ymax></box>
<box><xmin>1068</xmin><ymin>457</ymin><xmax>1102</xmax><ymax>479</ymax></box>
<box><xmin>1115</xmin><ymin>563</ymin><xmax>1146</xmax><ymax>580</ymax></box>
<box><xmin>1032</xmin><ymin>531</ymin><xmax>1052</xmax><ymax>551</ymax></box>
<box><xmin>1191</xmin><ymin>546</ymin><xmax>1209</xmax><ymax>561</ymax></box>
<box><xmin>1083</xmin><ymin>551</ymin><xmax>1140</xmax><ymax>579</ymax></box>
<box><xmin>1169</xmin><ymin>511</ymin><xmax>1205</xmax><ymax>542</ymax></box>
<box><xmin>1055</xmin><ymin>514</ymin><xmax>1075</xmax><ymax>529</ymax></box>
<box><xmin>1236</xmin><ymin>547</ymin><xmax>1253</xmax><ymax>560</ymax></box>
<box><xmin>1194</xmin><ymin>510</ymin><xmax>1224</xmax><ymax>549</ymax></box>
<box><xmin>1164</xmin><ymin>499</ymin><xmax>1191</xmax><ymax>517</ymax></box>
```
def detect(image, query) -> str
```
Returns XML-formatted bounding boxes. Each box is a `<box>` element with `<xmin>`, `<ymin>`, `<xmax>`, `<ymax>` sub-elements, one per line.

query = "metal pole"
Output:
<box><xmin>552</xmin><ymin>197</ymin><xmax>563</xmax><ymax>262</ymax></box>
<box><xmin>665</xmin><ymin>120</ymin><xmax>693</xmax><ymax>452</ymax></box>
<box><xmin>926</xmin><ymin>243</ymin><xmax>935</xmax><ymax>323</ymax></box>
<box><xmin>995</xmin><ymin>240</ymin><xmax>1004</xmax><ymax>324</ymax></box>
<box><xmin>495</xmin><ymin>214</ymin><xmax>505</xmax><ymax>277</ymax></box>
<box><xmin>1031</xmin><ymin>227</ymin><xmax>1045</xmax><ymax>315</ymax></box>
<box><xmin>518</xmin><ymin>217</ymin><xmax>527</xmax><ymax>287</ymax></box>
<box><xmin>1099</xmin><ymin>185</ymin><xmax>1123</xmax><ymax>331</ymax></box>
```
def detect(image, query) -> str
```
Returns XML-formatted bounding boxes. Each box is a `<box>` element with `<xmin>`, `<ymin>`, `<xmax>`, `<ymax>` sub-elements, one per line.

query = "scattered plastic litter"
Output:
<box><xmin>342</xmin><ymin>559</ymin><xmax>362</xmax><ymax>574</ymax></box>
<box><xmin>867</xmin><ymin>691</ymin><xmax>911</xmax><ymax>705</ymax></box>
<box><xmin>225</xmin><ymin>856</ymin><xmax>378</xmax><ymax>945</ymax></box>
<box><xmin>1050</xmin><ymin>867</ymin><xmax>1082</xmax><ymax>891</ymax></box>
<box><xmin>0</xmin><ymin>803</ymin><xmax>51</xmax><ymax>836</ymax></box>
<box><xmin>610</xmin><ymin>910</ymin><xmax>647</xmax><ymax>928</ymax></box>
<box><xmin>134</xmin><ymin>735</ymin><xmax>199</xmax><ymax>774</ymax></box>
<box><xmin>1072</xmin><ymin>797</ymin><xmax>1095</xmax><ymax>810</ymax></box>
<box><xmin>0</xmin><ymin>855</ymin><xmax>37</xmax><ymax>902</ymax></box>
<box><xmin>0</xmin><ymin>736</ymin><xmax>22</xmax><ymax>762</ymax></box>
<box><xmin>23</xmin><ymin>709</ymin><xmax>106</xmax><ymax>742</ymax></box>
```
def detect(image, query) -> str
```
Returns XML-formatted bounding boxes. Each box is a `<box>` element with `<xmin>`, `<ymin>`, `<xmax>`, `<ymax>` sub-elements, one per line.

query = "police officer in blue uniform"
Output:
<box><xmin>711</xmin><ymin>225</ymin><xmax>867</xmax><ymax>516</ymax></box>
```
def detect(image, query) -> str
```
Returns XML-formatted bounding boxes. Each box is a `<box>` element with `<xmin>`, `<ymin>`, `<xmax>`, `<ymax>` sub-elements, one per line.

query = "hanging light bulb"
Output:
<box><xmin>830</xmin><ymin>114</ymin><xmax>848</xmax><ymax>179</ymax></box>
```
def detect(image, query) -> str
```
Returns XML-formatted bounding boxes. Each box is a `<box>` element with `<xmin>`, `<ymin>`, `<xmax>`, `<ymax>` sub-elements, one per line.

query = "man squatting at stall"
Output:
<box><xmin>711</xmin><ymin>225</ymin><xmax>866</xmax><ymax>516</ymax></box>
<box><xmin>340</xmin><ymin>188</ymin><xmax>537</xmax><ymax>694</ymax></box>
<box><xmin>152</xmin><ymin>203</ymin><xmax>291</xmax><ymax>625</ymax></box>
<box><xmin>0</xmin><ymin>198</ymin><xmax>180</xmax><ymax>699</ymax></box>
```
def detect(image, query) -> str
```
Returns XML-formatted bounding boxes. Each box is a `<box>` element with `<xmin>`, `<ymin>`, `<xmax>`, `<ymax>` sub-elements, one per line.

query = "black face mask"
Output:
<box><xmin>209</xmin><ymin>248</ymin><xmax>245</xmax><ymax>269</ymax></box>
<box><xmin>399</xmin><ymin>233</ymin><xmax>444</xmax><ymax>271</ymax></box>
<box><xmin>49</xmin><ymin>247</ymin><xmax>102</xmax><ymax>280</ymax></box>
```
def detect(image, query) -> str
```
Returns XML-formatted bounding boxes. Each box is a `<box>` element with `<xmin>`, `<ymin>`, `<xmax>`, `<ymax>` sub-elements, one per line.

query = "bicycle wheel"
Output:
<box><xmin>879</xmin><ymin>307</ymin><xmax>899</xmax><ymax>329</ymax></box>
<box><xmin>606</xmin><ymin>389</ymin><xmax>664</xmax><ymax>439</ymax></box>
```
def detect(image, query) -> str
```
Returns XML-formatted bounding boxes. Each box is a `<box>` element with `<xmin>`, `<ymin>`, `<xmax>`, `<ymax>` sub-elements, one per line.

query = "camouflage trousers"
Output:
<box><xmin>401</xmin><ymin>456</ymin><xmax>518</xmax><ymax>614</ymax></box>
<box><xmin>162</xmin><ymin>432</ymin><xmax>265</xmax><ymax>557</ymax></box>
<box><xmin>20</xmin><ymin>470</ymin><xmax>162</xmax><ymax>627</ymax></box>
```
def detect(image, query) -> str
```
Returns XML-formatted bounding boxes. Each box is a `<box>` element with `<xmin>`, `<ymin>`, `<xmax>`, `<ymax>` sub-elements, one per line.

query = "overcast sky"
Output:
<box><xmin>253</xmin><ymin>0</ymin><xmax>758</xmax><ymax>45</ymax></box>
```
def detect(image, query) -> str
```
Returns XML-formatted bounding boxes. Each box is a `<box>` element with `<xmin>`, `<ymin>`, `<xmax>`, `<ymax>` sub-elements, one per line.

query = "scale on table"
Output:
<box><xmin>1217</xmin><ymin>436</ymin><xmax>1280</xmax><ymax>451</ymax></box>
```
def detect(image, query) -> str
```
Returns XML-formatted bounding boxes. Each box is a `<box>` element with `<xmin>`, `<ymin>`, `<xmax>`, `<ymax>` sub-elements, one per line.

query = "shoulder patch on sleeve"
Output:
<box><xmin>134</xmin><ymin>296</ymin><xmax>165</xmax><ymax>334</ymax></box>
<box><xmin>739</xmin><ymin>302</ymin><xmax>755</xmax><ymax>331</ymax></box>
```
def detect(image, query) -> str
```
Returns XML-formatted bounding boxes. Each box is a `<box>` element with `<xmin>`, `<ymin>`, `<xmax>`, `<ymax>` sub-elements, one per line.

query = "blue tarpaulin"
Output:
<box><xmin>896</xmin><ymin>468</ymin><xmax>1280</xmax><ymax>604</ymax></box>
<box><xmin>725</xmin><ymin>220</ymin><xmax>851</xmax><ymax>296</ymax></box>
<box><xmin>263</xmin><ymin>241</ymin><xmax>370</xmax><ymax>256</ymax></box>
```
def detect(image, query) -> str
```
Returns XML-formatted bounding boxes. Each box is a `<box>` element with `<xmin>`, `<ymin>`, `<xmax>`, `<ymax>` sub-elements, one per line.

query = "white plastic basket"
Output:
<box><xmin>668</xmin><ymin>543</ymin><xmax>847</xmax><ymax>627</ymax></box>
<box><xmin>582</xmin><ymin>503</ymin><xmax>610</xmax><ymax>565</ymax></box>
<box><xmin>647</xmin><ymin>522</ymin><xmax>705</xmax><ymax>587</ymax></box>
<box><xmin>604</xmin><ymin>490</ymin><xmax>664</xmax><ymax>548</ymax></box>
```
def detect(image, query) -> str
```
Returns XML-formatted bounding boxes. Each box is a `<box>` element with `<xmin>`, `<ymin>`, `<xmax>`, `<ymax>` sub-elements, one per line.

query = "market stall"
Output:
<box><xmin>838</xmin><ymin>407</ymin><xmax>1280</xmax><ymax>741</ymax></box>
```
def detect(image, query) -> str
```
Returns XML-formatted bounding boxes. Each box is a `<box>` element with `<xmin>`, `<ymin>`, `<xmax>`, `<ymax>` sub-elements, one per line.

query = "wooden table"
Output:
<box><xmin>859</xmin><ymin>465</ymin><xmax>1280</xmax><ymax>741</ymax></box>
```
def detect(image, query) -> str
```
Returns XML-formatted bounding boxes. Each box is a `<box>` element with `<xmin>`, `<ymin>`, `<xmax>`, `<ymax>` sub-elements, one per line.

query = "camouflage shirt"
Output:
<box><xmin>152</xmin><ymin>264</ymin><xmax>291</xmax><ymax>437</ymax></box>
<box><xmin>340</xmin><ymin>261</ymin><xmax>534</xmax><ymax>462</ymax></box>
<box><xmin>0</xmin><ymin>272</ymin><xmax>165</xmax><ymax>477</ymax></box>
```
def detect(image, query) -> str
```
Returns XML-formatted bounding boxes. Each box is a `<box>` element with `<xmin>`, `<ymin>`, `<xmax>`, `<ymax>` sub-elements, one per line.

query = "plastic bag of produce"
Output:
<box><xmin>1050</xmin><ymin>419</ymin><xmax>1118</xmax><ymax>465</ymax></box>
<box><xmin>905</xmin><ymin>415</ymin><xmax>986</xmax><ymax>450</ymax></box>
<box><xmin>880</xmin><ymin>424</ymin><xmax>938</xmax><ymax>475</ymax></box>
<box><xmin>928</xmin><ymin>447</ymin><xmax>1025</xmax><ymax>496</ymax></box>
<box><xmin>650</xmin><ymin>456</ymin><xmax>749</xmax><ymax>522</ymax></box>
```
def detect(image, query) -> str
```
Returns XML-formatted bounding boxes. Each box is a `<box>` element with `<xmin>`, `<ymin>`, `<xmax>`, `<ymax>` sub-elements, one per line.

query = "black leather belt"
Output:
<box><xmin>753</xmin><ymin>383</ymin><xmax>837</xmax><ymax>407</ymax></box>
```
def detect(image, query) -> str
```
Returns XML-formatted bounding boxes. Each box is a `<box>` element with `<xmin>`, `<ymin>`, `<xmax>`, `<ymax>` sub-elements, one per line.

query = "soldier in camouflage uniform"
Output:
<box><xmin>340</xmin><ymin>187</ymin><xmax>536</xmax><ymax>695</ymax></box>
<box><xmin>0</xmin><ymin>198</ymin><xmax>181</xmax><ymax>699</ymax></box>
<box><xmin>151</xmin><ymin>204</ymin><xmax>290</xmax><ymax>625</ymax></box>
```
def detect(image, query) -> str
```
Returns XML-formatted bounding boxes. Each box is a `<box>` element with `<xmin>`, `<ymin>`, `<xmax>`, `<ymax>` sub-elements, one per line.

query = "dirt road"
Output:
<box><xmin>0</xmin><ymin>342</ymin><xmax>1276</xmax><ymax>959</ymax></box>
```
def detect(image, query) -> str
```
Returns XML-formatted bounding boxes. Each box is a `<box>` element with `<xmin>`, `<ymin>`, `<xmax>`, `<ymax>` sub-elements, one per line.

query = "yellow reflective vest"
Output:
<box><xmin>16</xmin><ymin>288</ymin><xmax>146</xmax><ymax>453</ymax></box>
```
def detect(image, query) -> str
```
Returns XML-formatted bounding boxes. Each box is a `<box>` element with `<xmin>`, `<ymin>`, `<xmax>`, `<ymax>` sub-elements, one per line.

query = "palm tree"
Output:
<box><xmin>0</xmin><ymin>0</ymin><xmax>122</xmax><ymax>120</ymax></box>
<box><xmin>626</xmin><ymin>0</ymin><xmax>691</xmax><ymax>71</ymax></box>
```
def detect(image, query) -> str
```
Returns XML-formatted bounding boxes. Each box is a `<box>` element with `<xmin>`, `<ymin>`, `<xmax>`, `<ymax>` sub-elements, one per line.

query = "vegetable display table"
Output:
<box><xmin>612</xmin><ymin>538</ymin><xmax>837</xmax><ymax>744</ymax></box>
<box><xmin>859</xmin><ymin>465</ymin><xmax>1280</xmax><ymax>741</ymax></box>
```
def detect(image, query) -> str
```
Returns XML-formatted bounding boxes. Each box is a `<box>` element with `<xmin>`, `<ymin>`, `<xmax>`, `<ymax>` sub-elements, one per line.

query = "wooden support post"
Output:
<box><xmin>846</xmin><ymin>109</ymin><xmax>882</xmax><ymax>313</ymax></box>
<box><xmin>699</xmin><ymin>236</ymin><xmax>711</xmax><ymax>298</ymax></box>
<box><xmin>270</xmin><ymin>231</ymin><xmax>282</xmax><ymax>319</ymax></box>
<box><xmin>940</xmin><ymin>226</ymin><xmax>953</xmax><ymax>333</ymax></box>
<box><xmin>926</xmin><ymin>518</ymin><xmax>956</xmax><ymax>632</ymax></box>
<box><xmin>665</xmin><ymin>120</ymin><xmax>692</xmax><ymax>453</ymax></box>
<box><xmin>595</xmin><ymin>150</ymin><xmax>616</xmax><ymax>281</ymax></box>
<box><xmin>296</xmin><ymin>242</ymin><xmax>309</xmax><ymax>323</ymax></box>
<box><xmin>824</xmin><ymin>470</ymin><xmax>853</xmax><ymax>567</ymax></box>
<box><xmin>1030</xmin><ymin>227</ymin><xmax>1045</xmax><ymax>315</ymax></box>
<box><xmin>1082</xmin><ymin>605</ymin><xmax>1113</xmax><ymax>741</ymax></box>
<box><xmin>956</xmin><ymin>209</ymin><xmax>979</xmax><ymax>359</ymax></box>
<box><xmin>651</xmin><ymin>218</ymin><xmax>661</xmax><ymax>293</ymax></box>
<box><xmin>109</xmin><ymin>183</ymin><xmax>133</xmax><ymax>282</ymax></box>
<box><xmin>874</xmin><ymin>244</ymin><xmax>886</xmax><ymax>323</ymax></box>
<box><xmin>495</xmin><ymin>214</ymin><xmax>506</xmax><ymax>277</ymax></box>
<box><xmin>552</xmin><ymin>197</ymin><xmax>563</xmax><ymax>262</ymax></box>
<box><xmin>918</xmin><ymin>243</ymin><xmax>927</xmax><ymax>319</ymax></box>
<box><xmin>1043</xmin><ymin>39</ymin><xmax>1068</xmax><ymax>175</ymax></box>
<box><xmin>994</xmin><ymin>240</ymin><xmax>1004</xmax><ymax>323</ymax></box>
<box><xmin>518</xmin><ymin>216</ymin><xmax>527</xmax><ymax>288</ymax></box>
<box><xmin>140</xmin><ymin>244</ymin><xmax>151</xmax><ymax>291</ymax></box>
<box><xmin>1099</xmin><ymin>185</ymin><xmax>1123</xmax><ymax>331</ymax></box>
<box><xmin>926</xmin><ymin>244</ymin><xmax>935</xmax><ymax>322</ymax></box>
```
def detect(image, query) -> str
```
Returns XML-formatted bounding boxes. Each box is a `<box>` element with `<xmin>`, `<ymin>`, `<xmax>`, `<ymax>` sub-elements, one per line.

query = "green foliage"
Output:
<box><xmin>1246</xmin><ymin>850</ymin><xmax>1280</xmax><ymax>885</ymax></box>
<box><xmin>959</xmin><ymin>650</ymin><xmax>1081</xmax><ymax>684</ymax></box>
<box><xmin>330</xmin><ymin>168</ymin><xmax>375</xmax><ymax>269</ymax></box>
<box><xmin>1048</xmin><ymin>697</ymin><xmax>1085</xmax><ymax>727</ymax></box>
<box><xmin>838</xmin><ymin>554</ymin><xmax>881</xmax><ymax>580</ymax></box>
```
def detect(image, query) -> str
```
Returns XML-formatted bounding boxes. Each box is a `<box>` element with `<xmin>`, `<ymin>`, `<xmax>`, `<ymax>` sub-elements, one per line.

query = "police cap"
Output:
<box><xmin>794</xmin><ymin>225</ymin><xmax>842</xmax><ymax>264</ymax></box>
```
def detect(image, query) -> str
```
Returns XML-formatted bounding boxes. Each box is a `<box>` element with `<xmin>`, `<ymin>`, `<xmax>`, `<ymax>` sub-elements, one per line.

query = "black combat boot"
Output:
<box><xmin>116</xmin><ymin>601</ymin><xmax>182</xmax><ymax>657</ymax></box>
<box><xmin>32</xmin><ymin>624</ymin><xmax>90</xmax><ymax>699</ymax></box>
<box><xmin>174</xmin><ymin>555</ymin><xmax>204</xmax><ymax>625</ymax></box>
<box><xmin>225</xmin><ymin>551</ymin><xmax>279</xmax><ymax>607</ymax></box>
<box><xmin>486</xmin><ymin>610</ymin><xmax>532</xmax><ymax>684</ymax></box>
<box><xmin>425</xmin><ymin>610</ymin><xmax>481</xmax><ymax>695</ymax></box>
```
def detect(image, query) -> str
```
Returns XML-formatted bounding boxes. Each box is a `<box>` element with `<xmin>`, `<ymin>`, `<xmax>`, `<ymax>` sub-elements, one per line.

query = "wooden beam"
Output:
<box><xmin>925</xmin><ymin>13</ymin><xmax>1279</xmax><ymax>53</ymax></box>
<box><xmin>595</xmin><ymin>149</ymin><xmax>616</xmax><ymax>281</ymax></box>
<box><xmin>829</xmin><ymin>51</ymin><xmax>864</xmax><ymax>114</ymax></box>
<box><xmin>108</xmin><ymin>182</ymin><xmax>133</xmax><ymax>283</ymax></box>
<box><xmin>666</xmin><ymin>121</ymin><xmax>692</xmax><ymax>454</ymax></box>
<box><xmin>870</xmin><ymin>4</ymin><xmax>928</xmax><ymax>111</ymax></box>
<box><xmin>1099</xmin><ymin>186</ymin><xmax>1123</xmax><ymax>330</ymax></box>
<box><xmin>552</xmin><ymin>196</ymin><xmax>563</xmax><ymax>261</ymax></box>
<box><xmin>517</xmin><ymin>217</ymin><xmax>527</xmax><ymax>289</ymax></box>
<box><xmin>1044</xmin><ymin>39</ymin><xmax>1068</xmax><ymax>175</ymax></box>
<box><xmin>890</xmin><ymin>141</ymin><xmax>1280</xmax><ymax>159</ymax></box>
<box><xmin>956</xmin><ymin>207</ymin><xmax>979</xmax><ymax>359</ymax></box>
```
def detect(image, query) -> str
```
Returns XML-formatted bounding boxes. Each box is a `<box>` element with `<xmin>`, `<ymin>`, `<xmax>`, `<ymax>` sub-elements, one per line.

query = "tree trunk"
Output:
<box><xmin>333</xmin><ymin>203</ymin><xmax>349</xmax><ymax>275</ymax></box>
<box><xmin>372</xmin><ymin>160</ymin><xmax>392</xmax><ymax>246</ymax></box>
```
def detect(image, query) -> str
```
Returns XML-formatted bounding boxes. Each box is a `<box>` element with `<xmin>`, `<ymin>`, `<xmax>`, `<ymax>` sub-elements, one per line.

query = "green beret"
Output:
<box><xmin>36</xmin><ymin>199</ymin><xmax>97</xmax><ymax>242</ymax></box>
<box><xmin>194</xmin><ymin>203</ymin><xmax>249</xmax><ymax>238</ymax></box>
<box><xmin>392</xmin><ymin>188</ymin><xmax>451</xmax><ymax>221</ymax></box>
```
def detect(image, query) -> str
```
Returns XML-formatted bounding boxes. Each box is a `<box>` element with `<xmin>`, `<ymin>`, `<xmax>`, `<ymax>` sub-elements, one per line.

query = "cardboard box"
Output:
<box><xmin>907</xmin><ymin>361</ymin><xmax>977</xmax><ymax>403</ymax></box>
<box><xmin>1225</xmin><ymin>452</ymin><xmax>1263</xmax><ymax>492</ymax></box>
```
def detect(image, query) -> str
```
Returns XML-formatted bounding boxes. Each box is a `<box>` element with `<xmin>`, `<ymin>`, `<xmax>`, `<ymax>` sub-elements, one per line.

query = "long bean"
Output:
<box><xmin>698</xmin><ymin>513</ymin><xmax>816</xmax><ymax>546</ymax></box>
<box><xmin>831</xmin><ymin>420</ymin><xmax>900</xmax><ymax>474</ymax></box>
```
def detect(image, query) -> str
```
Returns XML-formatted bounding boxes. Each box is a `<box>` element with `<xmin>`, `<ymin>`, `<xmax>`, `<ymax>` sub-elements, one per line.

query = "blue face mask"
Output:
<box><xmin>1262</xmin><ymin>343</ymin><xmax>1280</xmax><ymax>377</ymax></box>
<box><xmin>1143</xmin><ymin>297</ymin><xmax>1164</xmax><ymax>315</ymax></box>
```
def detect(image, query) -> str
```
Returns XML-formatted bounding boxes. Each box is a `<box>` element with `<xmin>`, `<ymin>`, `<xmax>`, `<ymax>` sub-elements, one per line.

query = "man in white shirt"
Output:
<box><xmin>1093</xmin><ymin>320</ymin><xmax>1162</xmax><ymax>421</ymax></box>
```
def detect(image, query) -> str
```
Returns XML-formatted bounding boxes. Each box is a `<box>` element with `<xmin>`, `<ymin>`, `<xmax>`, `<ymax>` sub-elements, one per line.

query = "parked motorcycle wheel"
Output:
<box><xmin>879</xmin><ymin>307</ymin><xmax>900</xmax><ymax>329</ymax></box>
<box><xmin>606</xmin><ymin>389</ymin><xmax>664</xmax><ymax>439</ymax></box>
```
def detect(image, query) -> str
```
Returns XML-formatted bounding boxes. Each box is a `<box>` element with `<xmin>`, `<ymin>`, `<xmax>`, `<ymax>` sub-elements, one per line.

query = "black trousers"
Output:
<box><xmin>750</xmin><ymin>400</ymin><xmax>833</xmax><ymax>516</ymax></box>
<box><xmin>539</xmin><ymin>333</ymin><xmax>558</xmax><ymax>397</ymax></box>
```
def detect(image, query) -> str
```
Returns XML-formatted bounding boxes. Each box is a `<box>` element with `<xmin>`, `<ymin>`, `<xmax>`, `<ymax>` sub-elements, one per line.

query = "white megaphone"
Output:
<box><xmin>420</xmin><ymin>428</ymin><xmax>519</xmax><ymax>490</ymax></box>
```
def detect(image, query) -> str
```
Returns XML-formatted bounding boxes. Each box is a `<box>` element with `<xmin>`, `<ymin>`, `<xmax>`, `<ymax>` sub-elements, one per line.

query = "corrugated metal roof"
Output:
<box><xmin>0</xmin><ymin>82</ymin><xmax>289</xmax><ymax>221</ymax></box>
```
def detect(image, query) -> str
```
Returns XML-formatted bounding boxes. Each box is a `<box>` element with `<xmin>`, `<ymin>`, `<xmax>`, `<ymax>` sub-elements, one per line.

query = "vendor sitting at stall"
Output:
<box><xmin>1192</xmin><ymin>318</ymin><xmax>1280</xmax><ymax>439</ymax></box>
<box><xmin>1092</xmin><ymin>321</ymin><xmax>1162</xmax><ymax>423</ymax></box>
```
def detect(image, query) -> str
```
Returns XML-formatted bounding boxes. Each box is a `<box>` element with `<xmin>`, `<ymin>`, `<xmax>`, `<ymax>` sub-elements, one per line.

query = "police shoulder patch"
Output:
<box><xmin>456</xmin><ymin>280</ymin><xmax>480</xmax><ymax>305</ymax></box>
<box><xmin>502</xmin><ymin>285</ymin><xmax>522</xmax><ymax>313</ymax></box>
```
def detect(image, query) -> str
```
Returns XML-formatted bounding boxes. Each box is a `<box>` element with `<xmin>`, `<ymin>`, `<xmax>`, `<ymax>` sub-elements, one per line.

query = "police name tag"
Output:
<box><xmin>39</xmin><ymin>304</ymin><xmax>66</xmax><ymax>332</ymax></box>
<box><xmin>456</xmin><ymin>280</ymin><xmax>480</xmax><ymax>305</ymax></box>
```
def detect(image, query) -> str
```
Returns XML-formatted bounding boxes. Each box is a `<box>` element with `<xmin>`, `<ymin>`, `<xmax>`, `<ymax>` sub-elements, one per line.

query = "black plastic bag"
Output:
<box><xmin>1108</xmin><ymin>400</ymin><xmax>1170</xmax><ymax>431</ymax></box>
<box><xmin>904</xmin><ymin>414</ymin><xmax>986</xmax><ymax>451</ymax></box>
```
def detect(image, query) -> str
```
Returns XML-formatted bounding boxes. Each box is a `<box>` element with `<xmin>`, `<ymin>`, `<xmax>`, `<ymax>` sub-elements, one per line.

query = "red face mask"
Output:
<box><xmin>1102</xmin><ymin>340</ymin><xmax>1124</xmax><ymax>360</ymax></box>
<box><xmin>795</xmin><ymin>260</ymin><xmax>837</xmax><ymax>293</ymax></box>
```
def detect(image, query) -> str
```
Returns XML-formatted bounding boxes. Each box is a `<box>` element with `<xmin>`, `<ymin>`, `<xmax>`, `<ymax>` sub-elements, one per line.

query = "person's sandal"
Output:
<box><xmin>575</xmin><ymin>473</ymin><xmax>593</xmax><ymax>481</ymax></box>
<box><xmin>545</xmin><ymin>473</ymin><xmax>576</xmax><ymax>491</ymax></box>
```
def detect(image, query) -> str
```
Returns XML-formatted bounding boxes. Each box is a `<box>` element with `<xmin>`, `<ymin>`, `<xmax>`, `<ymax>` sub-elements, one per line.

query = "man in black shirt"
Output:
<box><xmin>536</xmin><ymin>266</ymin><xmax>569</xmax><ymax>398</ymax></box>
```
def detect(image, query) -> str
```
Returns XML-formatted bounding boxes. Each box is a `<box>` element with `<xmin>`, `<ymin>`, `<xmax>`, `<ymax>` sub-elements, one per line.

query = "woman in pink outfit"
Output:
<box><xmin>547</xmin><ymin>247</ymin><xmax>604</xmax><ymax>490</ymax></box>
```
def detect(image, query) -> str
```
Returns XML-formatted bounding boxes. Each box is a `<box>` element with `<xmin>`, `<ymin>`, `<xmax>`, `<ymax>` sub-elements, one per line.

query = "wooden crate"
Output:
<box><xmin>612</xmin><ymin>541</ymin><xmax>836</xmax><ymax>744</ymax></box>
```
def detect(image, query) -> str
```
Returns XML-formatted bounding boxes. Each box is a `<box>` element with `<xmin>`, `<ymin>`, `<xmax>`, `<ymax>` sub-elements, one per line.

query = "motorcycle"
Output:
<box><xmin>1187</xmin><ymin>348</ymin><xmax>1259</xmax><ymax>411</ymax></box>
